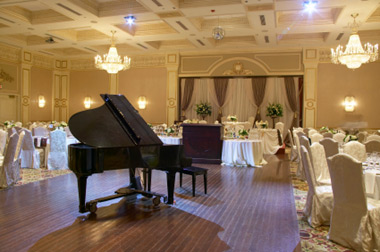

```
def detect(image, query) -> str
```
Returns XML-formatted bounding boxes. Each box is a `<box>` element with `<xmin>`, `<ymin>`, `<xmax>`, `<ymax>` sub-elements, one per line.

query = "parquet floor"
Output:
<box><xmin>0</xmin><ymin>154</ymin><xmax>299</xmax><ymax>252</ymax></box>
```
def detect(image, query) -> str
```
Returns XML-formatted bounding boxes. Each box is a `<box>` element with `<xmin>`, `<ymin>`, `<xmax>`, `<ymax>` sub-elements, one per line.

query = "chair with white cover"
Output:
<box><xmin>333</xmin><ymin>133</ymin><xmax>345</xmax><ymax>145</ymax></box>
<box><xmin>0</xmin><ymin>132</ymin><xmax>25</xmax><ymax>188</ymax></box>
<box><xmin>20</xmin><ymin>129</ymin><xmax>41</xmax><ymax>169</ymax></box>
<box><xmin>323</xmin><ymin>132</ymin><xmax>333</xmax><ymax>138</ymax></box>
<box><xmin>319</xmin><ymin>138</ymin><xmax>339</xmax><ymax>158</ymax></box>
<box><xmin>288</xmin><ymin>129</ymin><xmax>298</xmax><ymax>162</ymax></box>
<box><xmin>357</xmin><ymin>132</ymin><xmax>367</xmax><ymax>143</ymax></box>
<box><xmin>367</xmin><ymin>134</ymin><xmax>380</xmax><ymax>142</ymax></box>
<box><xmin>7</xmin><ymin>127</ymin><xmax>17</xmax><ymax>139</ymax></box>
<box><xmin>327</xmin><ymin>154</ymin><xmax>380</xmax><ymax>252</ymax></box>
<box><xmin>310</xmin><ymin>142</ymin><xmax>331</xmax><ymax>185</ymax></box>
<box><xmin>310</xmin><ymin>133</ymin><xmax>323</xmax><ymax>144</ymax></box>
<box><xmin>46</xmin><ymin>129</ymin><xmax>68</xmax><ymax>170</ymax></box>
<box><xmin>0</xmin><ymin>129</ymin><xmax>7</xmax><ymax>156</ymax></box>
<box><xmin>364</xmin><ymin>140</ymin><xmax>380</xmax><ymax>153</ymax></box>
<box><xmin>308</xmin><ymin>129</ymin><xmax>318</xmax><ymax>137</ymax></box>
<box><xmin>343</xmin><ymin>141</ymin><xmax>367</xmax><ymax>162</ymax></box>
<box><xmin>275</xmin><ymin>122</ymin><xmax>284</xmax><ymax>136</ymax></box>
<box><xmin>32</xmin><ymin>126</ymin><xmax>49</xmax><ymax>137</ymax></box>
<box><xmin>64</xmin><ymin>127</ymin><xmax>73</xmax><ymax>137</ymax></box>
<box><xmin>303</xmin><ymin>128</ymin><xmax>310</xmax><ymax>136</ymax></box>
<box><xmin>300</xmin><ymin>146</ymin><xmax>333</xmax><ymax>227</ymax></box>
<box><xmin>247</xmin><ymin>116</ymin><xmax>254</xmax><ymax>129</ymax></box>
<box><xmin>294</xmin><ymin>131</ymin><xmax>308</xmax><ymax>180</ymax></box>
<box><xmin>248</xmin><ymin>128</ymin><xmax>260</xmax><ymax>140</ymax></box>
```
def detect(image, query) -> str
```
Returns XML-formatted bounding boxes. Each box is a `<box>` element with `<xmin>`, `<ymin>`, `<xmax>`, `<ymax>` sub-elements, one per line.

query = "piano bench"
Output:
<box><xmin>179</xmin><ymin>166</ymin><xmax>208</xmax><ymax>197</ymax></box>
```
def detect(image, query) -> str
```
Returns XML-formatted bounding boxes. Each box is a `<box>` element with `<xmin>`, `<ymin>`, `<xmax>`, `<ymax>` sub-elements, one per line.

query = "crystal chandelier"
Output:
<box><xmin>212</xmin><ymin>26</ymin><xmax>225</xmax><ymax>40</ymax></box>
<box><xmin>94</xmin><ymin>31</ymin><xmax>131</xmax><ymax>74</ymax></box>
<box><xmin>331</xmin><ymin>14</ymin><xmax>378</xmax><ymax>69</ymax></box>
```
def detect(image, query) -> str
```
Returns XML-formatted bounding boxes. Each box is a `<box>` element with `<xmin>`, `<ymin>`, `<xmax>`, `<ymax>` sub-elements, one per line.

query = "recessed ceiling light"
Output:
<box><xmin>303</xmin><ymin>1</ymin><xmax>318</xmax><ymax>13</ymax></box>
<box><xmin>124</xmin><ymin>15</ymin><xmax>136</xmax><ymax>25</ymax></box>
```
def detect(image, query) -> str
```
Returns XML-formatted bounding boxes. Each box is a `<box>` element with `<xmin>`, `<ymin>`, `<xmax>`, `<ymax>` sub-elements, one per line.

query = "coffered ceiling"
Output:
<box><xmin>0</xmin><ymin>0</ymin><xmax>379</xmax><ymax>58</ymax></box>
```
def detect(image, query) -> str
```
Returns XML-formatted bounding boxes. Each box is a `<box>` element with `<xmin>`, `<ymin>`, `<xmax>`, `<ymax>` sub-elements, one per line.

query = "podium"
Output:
<box><xmin>182</xmin><ymin>123</ymin><xmax>223</xmax><ymax>164</ymax></box>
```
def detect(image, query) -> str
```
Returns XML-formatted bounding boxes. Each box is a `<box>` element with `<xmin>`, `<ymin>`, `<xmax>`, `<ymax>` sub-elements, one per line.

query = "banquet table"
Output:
<box><xmin>363</xmin><ymin>168</ymin><xmax>380</xmax><ymax>200</ymax></box>
<box><xmin>158</xmin><ymin>136</ymin><xmax>182</xmax><ymax>145</ymax></box>
<box><xmin>221</xmin><ymin>139</ymin><xmax>267</xmax><ymax>167</ymax></box>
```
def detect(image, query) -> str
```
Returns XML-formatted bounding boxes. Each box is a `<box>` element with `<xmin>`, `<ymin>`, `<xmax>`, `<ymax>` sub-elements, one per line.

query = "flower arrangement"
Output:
<box><xmin>238</xmin><ymin>129</ymin><xmax>249</xmax><ymax>138</ymax></box>
<box><xmin>195</xmin><ymin>102</ymin><xmax>212</xmax><ymax>119</ymax></box>
<box><xmin>147</xmin><ymin>123</ymin><xmax>153</xmax><ymax>128</ymax></box>
<box><xmin>60</xmin><ymin>121</ymin><xmax>67</xmax><ymax>127</ymax></box>
<box><xmin>343</xmin><ymin>134</ymin><xmax>358</xmax><ymax>142</ymax></box>
<box><xmin>3</xmin><ymin>120</ymin><xmax>14</xmax><ymax>128</ymax></box>
<box><xmin>166</xmin><ymin>127</ymin><xmax>175</xmax><ymax>136</ymax></box>
<box><xmin>227</xmin><ymin>115</ymin><xmax>237</xmax><ymax>122</ymax></box>
<box><xmin>266</xmin><ymin>103</ymin><xmax>283</xmax><ymax>118</ymax></box>
<box><xmin>256</xmin><ymin>120</ymin><xmax>268</xmax><ymax>129</ymax></box>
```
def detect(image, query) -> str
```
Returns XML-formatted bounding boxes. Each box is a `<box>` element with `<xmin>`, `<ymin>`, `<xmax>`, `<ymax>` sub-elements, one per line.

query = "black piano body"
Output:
<box><xmin>68</xmin><ymin>94</ymin><xmax>191</xmax><ymax>213</ymax></box>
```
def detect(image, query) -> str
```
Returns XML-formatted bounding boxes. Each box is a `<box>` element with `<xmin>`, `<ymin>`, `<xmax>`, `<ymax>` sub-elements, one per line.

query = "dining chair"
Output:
<box><xmin>0</xmin><ymin>132</ymin><xmax>24</xmax><ymax>188</ymax></box>
<box><xmin>310</xmin><ymin>142</ymin><xmax>331</xmax><ymax>185</ymax></box>
<box><xmin>327</xmin><ymin>154</ymin><xmax>380</xmax><ymax>252</ymax></box>
<box><xmin>33</xmin><ymin>126</ymin><xmax>49</xmax><ymax>137</ymax></box>
<box><xmin>300</xmin><ymin>146</ymin><xmax>333</xmax><ymax>228</ymax></box>
<box><xmin>308</xmin><ymin>129</ymin><xmax>318</xmax><ymax>137</ymax></box>
<box><xmin>294</xmin><ymin>132</ymin><xmax>307</xmax><ymax>180</ymax></box>
<box><xmin>275</xmin><ymin>122</ymin><xmax>284</xmax><ymax>136</ymax></box>
<box><xmin>0</xmin><ymin>129</ymin><xmax>7</xmax><ymax>156</ymax></box>
<box><xmin>367</xmin><ymin>134</ymin><xmax>380</xmax><ymax>142</ymax></box>
<box><xmin>332</xmin><ymin>132</ymin><xmax>345</xmax><ymax>145</ymax></box>
<box><xmin>319</xmin><ymin>138</ymin><xmax>339</xmax><ymax>158</ymax></box>
<box><xmin>310</xmin><ymin>133</ymin><xmax>323</xmax><ymax>144</ymax></box>
<box><xmin>303</xmin><ymin>128</ymin><xmax>310</xmax><ymax>136</ymax></box>
<box><xmin>322</xmin><ymin>132</ymin><xmax>333</xmax><ymax>138</ymax></box>
<box><xmin>357</xmin><ymin>131</ymin><xmax>368</xmax><ymax>143</ymax></box>
<box><xmin>46</xmin><ymin>129</ymin><xmax>68</xmax><ymax>170</ymax></box>
<box><xmin>342</xmin><ymin>141</ymin><xmax>367</xmax><ymax>162</ymax></box>
<box><xmin>288</xmin><ymin>129</ymin><xmax>298</xmax><ymax>162</ymax></box>
<box><xmin>20</xmin><ymin>129</ymin><xmax>41</xmax><ymax>169</ymax></box>
<box><xmin>364</xmin><ymin>140</ymin><xmax>380</xmax><ymax>153</ymax></box>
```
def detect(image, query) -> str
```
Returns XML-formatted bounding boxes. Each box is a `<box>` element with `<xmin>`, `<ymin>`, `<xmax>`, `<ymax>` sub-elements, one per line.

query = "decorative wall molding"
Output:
<box><xmin>70</xmin><ymin>59</ymin><xmax>96</xmax><ymax>70</ymax></box>
<box><xmin>132</xmin><ymin>55</ymin><xmax>166</xmax><ymax>68</ymax></box>
<box><xmin>223</xmin><ymin>62</ymin><xmax>253</xmax><ymax>76</ymax></box>
<box><xmin>33</xmin><ymin>54</ymin><xmax>54</xmax><ymax>69</ymax></box>
<box><xmin>318</xmin><ymin>49</ymin><xmax>332</xmax><ymax>63</ymax></box>
<box><xmin>0</xmin><ymin>44</ymin><xmax>21</xmax><ymax>63</ymax></box>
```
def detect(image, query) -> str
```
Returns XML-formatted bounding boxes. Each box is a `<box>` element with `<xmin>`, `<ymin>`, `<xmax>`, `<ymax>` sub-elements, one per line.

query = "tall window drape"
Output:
<box><xmin>251</xmin><ymin>77</ymin><xmax>267</xmax><ymax>122</ymax></box>
<box><xmin>181</xmin><ymin>78</ymin><xmax>195</xmax><ymax>119</ymax></box>
<box><xmin>213</xmin><ymin>78</ymin><xmax>229</xmax><ymax>122</ymax></box>
<box><xmin>284</xmin><ymin>77</ymin><xmax>298</xmax><ymax>129</ymax></box>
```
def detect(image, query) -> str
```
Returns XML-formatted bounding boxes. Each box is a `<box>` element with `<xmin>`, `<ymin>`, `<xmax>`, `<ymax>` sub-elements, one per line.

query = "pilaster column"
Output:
<box><xmin>52</xmin><ymin>60</ymin><xmax>69</xmax><ymax>122</ymax></box>
<box><xmin>109</xmin><ymin>73</ymin><xmax>118</xmax><ymax>94</ymax></box>
<box><xmin>303</xmin><ymin>48</ymin><xmax>319</xmax><ymax>128</ymax></box>
<box><xmin>166</xmin><ymin>53</ymin><xmax>179</xmax><ymax>125</ymax></box>
<box><xmin>21</xmin><ymin>50</ymin><xmax>32</xmax><ymax>125</ymax></box>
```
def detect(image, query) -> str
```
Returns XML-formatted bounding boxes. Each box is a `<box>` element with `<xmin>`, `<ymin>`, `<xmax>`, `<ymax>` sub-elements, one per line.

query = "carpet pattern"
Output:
<box><xmin>290</xmin><ymin>161</ymin><xmax>354</xmax><ymax>252</ymax></box>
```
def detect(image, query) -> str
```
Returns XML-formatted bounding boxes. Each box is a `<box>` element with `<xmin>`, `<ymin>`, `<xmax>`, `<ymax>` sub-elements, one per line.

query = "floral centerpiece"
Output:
<box><xmin>3</xmin><ymin>120</ymin><xmax>14</xmax><ymax>128</ymax></box>
<box><xmin>195</xmin><ymin>102</ymin><xmax>212</xmax><ymax>120</ymax></box>
<box><xmin>238</xmin><ymin>129</ymin><xmax>249</xmax><ymax>139</ymax></box>
<box><xmin>147</xmin><ymin>123</ymin><xmax>153</xmax><ymax>128</ymax></box>
<box><xmin>227</xmin><ymin>115</ymin><xmax>237</xmax><ymax>122</ymax></box>
<box><xmin>256</xmin><ymin>120</ymin><xmax>268</xmax><ymax>129</ymax></box>
<box><xmin>266</xmin><ymin>103</ymin><xmax>283</xmax><ymax>118</ymax></box>
<box><xmin>60</xmin><ymin>121</ymin><xmax>67</xmax><ymax>128</ymax></box>
<box><xmin>344</xmin><ymin>134</ymin><xmax>358</xmax><ymax>142</ymax></box>
<box><xmin>165</xmin><ymin>127</ymin><xmax>175</xmax><ymax>136</ymax></box>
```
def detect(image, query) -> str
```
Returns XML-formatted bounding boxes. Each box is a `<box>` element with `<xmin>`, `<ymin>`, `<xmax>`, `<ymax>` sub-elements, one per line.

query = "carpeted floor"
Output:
<box><xmin>289</xmin><ymin>161</ymin><xmax>354</xmax><ymax>252</ymax></box>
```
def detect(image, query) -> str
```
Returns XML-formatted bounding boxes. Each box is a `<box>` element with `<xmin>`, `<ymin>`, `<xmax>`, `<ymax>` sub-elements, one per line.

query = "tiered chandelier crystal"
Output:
<box><xmin>94</xmin><ymin>31</ymin><xmax>131</xmax><ymax>74</ymax></box>
<box><xmin>331</xmin><ymin>14</ymin><xmax>378</xmax><ymax>69</ymax></box>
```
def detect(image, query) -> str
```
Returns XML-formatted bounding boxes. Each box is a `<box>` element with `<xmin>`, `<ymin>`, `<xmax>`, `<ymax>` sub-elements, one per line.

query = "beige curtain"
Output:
<box><xmin>251</xmin><ymin>77</ymin><xmax>267</xmax><ymax>122</ymax></box>
<box><xmin>181</xmin><ymin>78</ymin><xmax>195</xmax><ymax>119</ymax></box>
<box><xmin>284</xmin><ymin>77</ymin><xmax>297</xmax><ymax>128</ymax></box>
<box><xmin>214</xmin><ymin>78</ymin><xmax>229</xmax><ymax>122</ymax></box>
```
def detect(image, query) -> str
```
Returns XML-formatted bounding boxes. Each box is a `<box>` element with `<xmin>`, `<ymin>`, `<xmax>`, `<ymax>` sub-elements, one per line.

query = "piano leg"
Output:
<box><xmin>165</xmin><ymin>171</ymin><xmax>176</xmax><ymax>204</ymax></box>
<box><xmin>77</xmin><ymin>175</ymin><xmax>88</xmax><ymax>213</ymax></box>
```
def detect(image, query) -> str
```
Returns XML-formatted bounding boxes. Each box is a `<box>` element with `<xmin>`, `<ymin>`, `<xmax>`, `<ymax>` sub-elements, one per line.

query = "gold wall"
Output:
<box><xmin>30</xmin><ymin>66</ymin><xmax>52</xmax><ymax>121</ymax></box>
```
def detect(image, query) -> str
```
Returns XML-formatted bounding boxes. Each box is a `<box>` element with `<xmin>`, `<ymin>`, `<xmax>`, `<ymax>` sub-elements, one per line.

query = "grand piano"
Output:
<box><xmin>68</xmin><ymin>94</ymin><xmax>191</xmax><ymax>213</ymax></box>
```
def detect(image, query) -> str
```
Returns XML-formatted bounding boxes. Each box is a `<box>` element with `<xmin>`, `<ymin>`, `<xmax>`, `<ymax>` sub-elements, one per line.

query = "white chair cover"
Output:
<box><xmin>64</xmin><ymin>127</ymin><xmax>73</xmax><ymax>137</ymax></box>
<box><xmin>247</xmin><ymin>116</ymin><xmax>254</xmax><ymax>129</ymax></box>
<box><xmin>13</xmin><ymin>131</ymin><xmax>25</xmax><ymax>182</ymax></box>
<box><xmin>47</xmin><ymin>130</ymin><xmax>68</xmax><ymax>170</ymax></box>
<box><xmin>364</xmin><ymin>140</ymin><xmax>380</xmax><ymax>153</ymax></box>
<box><xmin>327</xmin><ymin>154</ymin><xmax>380</xmax><ymax>252</ymax></box>
<box><xmin>0</xmin><ymin>133</ymin><xmax>19</xmax><ymax>188</ymax></box>
<box><xmin>288</xmin><ymin>129</ymin><xmax>298</xmax><ymax>162</ymax></box>
<box><xmin>294</xmin><ymin>131</ymin><xmax>306</xmax><ymax>180</ymax></box>
<box><xmin>33</xmin><ymin>126</ymin><xmax>49</xmax><ymax>137</ymax></box>
<box><xmin>357</xmin><ymin>132</ymin><xmax>368</xmax><ymax>143</ymax></box>
<box><xmin>310</xmin><ymin>133</ymin><xmax>323</xmax><ymax>144</ymax></box>
<box><xmin>20</xmin><ymin>129</ymin><xmax>40</xmax><ymax>169</ymax></box>
<box><xmin>300</xmin><ymin>146</ymin><xmax>333</xmax><ymax>227</ymax></box>
<box><xmin>343</xmin><ymin>141</ymin><xmax>367</xmax><ymax>162</ymax></box>
<box><xmin>248</xmin><ymin>129</ymin><xmax>260</xmax><ymax>140</ymax></box>
<box><xmin>308</xmin><ymin>129</ymin><xmax>318</xmax><ymax>137</ymax></box>
<box><xmin>333</xmin><ymin>133</ymin><xmax>346</xmax><ymax>145</ymax></box>
<box><xmin>323</xmin><ymin>132</ymin><xmax>333</xmax><ymax>138</ymax></box>
<box><xmin>367</xmin><ymin>134</ymin><xmax>380</xmax><ymax>142</ymax></box>
<box><xmin>0</xmin><ymin>129</ymin><xmax>7</xmax><ymax>156</ymax></box>
<box><xmin>319</xmin><ymin>138</ymin><xmax>339</xmax><ymax>158</ymax></box>
<box><xmin>275</xmin><ymin>122</ymin><xmax>284</xmax><ymax>136</ymax></box>
<box><xmin>259</xmin><ymin>129</ymin><xmax>280</xmax><ymax>154</ymax></box>
<box><xmin>310</xmin><ymin>142</ymin><xmax>331</xmax><ymax>185</ymax></box>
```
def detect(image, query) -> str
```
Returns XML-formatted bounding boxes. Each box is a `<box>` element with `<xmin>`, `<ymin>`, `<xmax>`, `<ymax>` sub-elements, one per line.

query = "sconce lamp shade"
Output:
<box><xmin>38</xmin><ymin>95</ymin><xmax>46</xmax><ymax>108</ymax></box>
<box><xmin>138</xmin><ymin>96</ymin><xmax>147</xmax><ymax>109</ymax></box>
<box><xmin>84</xmin><ymin>97</ymin><xmax>92</xmax><ymax>109</ymax></box>
<box><xmin>343</xmin><ymin>96</ymin><xmax>356</xmax><ymax>112</ymax></box>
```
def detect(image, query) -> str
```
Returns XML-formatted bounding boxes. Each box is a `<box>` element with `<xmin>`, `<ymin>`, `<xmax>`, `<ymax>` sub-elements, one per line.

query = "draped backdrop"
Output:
<box><xmin>180</xmin><ymin>77</ymin><xmax>301</xmax><ymax>140</ymax></box>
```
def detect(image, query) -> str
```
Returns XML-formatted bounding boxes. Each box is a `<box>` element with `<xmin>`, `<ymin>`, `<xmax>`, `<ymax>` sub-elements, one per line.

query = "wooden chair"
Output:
<box><xmin>179</xmin><ymin>166</ymin><xmax>208</xmax><ymax>196</ymax></box>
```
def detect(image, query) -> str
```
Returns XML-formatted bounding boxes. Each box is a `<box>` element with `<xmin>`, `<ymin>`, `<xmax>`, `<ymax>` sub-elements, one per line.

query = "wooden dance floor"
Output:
<box><xmin>0</xmin><ymin>154</ymin><xmax>300</xmax><ymax>252</ymax></box>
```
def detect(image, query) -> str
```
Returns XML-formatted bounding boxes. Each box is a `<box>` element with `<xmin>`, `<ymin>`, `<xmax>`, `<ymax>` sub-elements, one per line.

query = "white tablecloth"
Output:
<box><xmin>221</xmin><ymin>139</ymin><xmax>267</xmax><ymax>167</ymax></box>
<box><xmin>258</xmin><ymin>129</ymin><xmax>281</xmax><ymax>155</ymax></box>
<box><xmin>364</xmin><ymin>169</ymin><xmax>380</xmax><ymax>200</ymax></box>
<box><xmin>158</xmin><ymin>136</ymin><xmax>182</xmax><ymax>145</ymax></box>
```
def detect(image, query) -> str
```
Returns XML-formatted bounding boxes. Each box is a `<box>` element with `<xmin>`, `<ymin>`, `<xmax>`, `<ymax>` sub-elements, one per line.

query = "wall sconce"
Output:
<box><xmin>38</xmin><ymin>95</ymin><xmax>46</xmax><ymax>108</ymax></box>
<box><xmin>342</xmin><ymin>96</ymin><xmax>356</xmax><ymax>112</ymax></box>
<box><xmin>84</xmin><ymin>97</ymin><xmax>91</xmax><ymax>109</ymax></box>
<box><xmin>138</xmin><ymin>96</ymin><xmax>147</xmax><ymax>109</ymax></box>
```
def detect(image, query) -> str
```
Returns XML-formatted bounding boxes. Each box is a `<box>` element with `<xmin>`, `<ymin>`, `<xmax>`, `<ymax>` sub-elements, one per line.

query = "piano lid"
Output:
<box><xmin>68</xmin><ymin>94</ymin><xmax>162</xmax><ymax>148</ymax></box>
